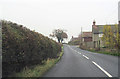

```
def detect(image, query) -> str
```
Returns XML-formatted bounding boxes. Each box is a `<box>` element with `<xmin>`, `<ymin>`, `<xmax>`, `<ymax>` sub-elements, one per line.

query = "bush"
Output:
<box><xmin>2</xmin><ymin>20</ymin><xmax>62</xmax><ymax>77</ymax></box>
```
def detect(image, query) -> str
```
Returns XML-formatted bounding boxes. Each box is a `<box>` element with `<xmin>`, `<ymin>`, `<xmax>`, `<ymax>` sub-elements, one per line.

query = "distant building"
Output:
<box><xmin>82</xmin><ymin>32</ymin><xmax>92</xmax><ymax>42</ymax></box>
<box><xmin>69</xmin><ymin>36</ymin><xmax>81</xmax><ymax>45</ymax></box>
<box><xmin>92</xmin><ymin>21</ymin><xmax>117</xmax><ymax>48</ymax></box>
<box><xmin>82</xmin><ymin>32</ymin><xmax>93</xmax><ymax>48</ymax></box>
<box><xmin>70</xmin><ymin>36</ymin><xmax>80</xmax><ymax>41</ymax></box>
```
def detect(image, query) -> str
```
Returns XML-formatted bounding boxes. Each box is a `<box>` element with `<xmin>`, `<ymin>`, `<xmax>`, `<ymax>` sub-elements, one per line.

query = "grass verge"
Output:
<box><xmin>88</xmin><ymin>49</ymin><xmax>120</xmax><ymax>56</ymax></box>
<box><xmin>14</xmin><ymin>46</ymin><xmax>64</xmax><ymax>77</ymax></box>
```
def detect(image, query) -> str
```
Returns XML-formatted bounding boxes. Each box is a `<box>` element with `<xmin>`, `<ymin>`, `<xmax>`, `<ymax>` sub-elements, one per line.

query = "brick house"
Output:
<box><xmin>82</xmin><ymin>32</ymin><xmax>92</xmax><ymax>42</ymax></box>
<box><xmin>81</xmin><ymin>32</ymin><xmax>93</xmax><ymax>48</ymax></box>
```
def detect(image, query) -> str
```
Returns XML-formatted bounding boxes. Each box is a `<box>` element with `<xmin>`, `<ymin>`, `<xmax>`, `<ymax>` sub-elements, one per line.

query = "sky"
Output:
<box><xmin>0</xmin><ymin>0</ymin><xmax>119</xmax><ymax>42</ymax></box>
<box><xmin>118</xmin><ymin>1</ymin><xmax>120</xmax><ymax>21</ymax></box>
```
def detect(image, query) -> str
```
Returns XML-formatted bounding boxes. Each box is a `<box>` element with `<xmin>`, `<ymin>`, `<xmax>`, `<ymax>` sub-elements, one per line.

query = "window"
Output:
<box><xmin>99</xmin><ymin>34</ymin><xmax>103</xmax><ymax>37</ymax></box>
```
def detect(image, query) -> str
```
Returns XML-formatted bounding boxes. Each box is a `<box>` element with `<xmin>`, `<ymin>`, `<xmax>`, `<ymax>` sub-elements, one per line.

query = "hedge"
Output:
<box><xmin>2</xmin><ymin>20</ymin><xmax>62</xmax><ymax>77</ymax></box>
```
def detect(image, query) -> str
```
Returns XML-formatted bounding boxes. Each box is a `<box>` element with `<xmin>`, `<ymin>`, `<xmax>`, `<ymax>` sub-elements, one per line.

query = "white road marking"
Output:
<box><xmin>92</xmin><ymin>61</ymin><xmax>112</xmax><ymax>77</ymax></box>
<box><xmin>78</xmin><ymin>52</ymin><xmax>81</xmax><ymax>54</ymax></box>
<box><xmin>69</xmin><ymin>46</ymin><xmax>81</xmax><ymax>55</ymax></box>
<box><xmin>83</xmin><ymin>55</ymin><xmax>89</xmax><ymax>59</ymax></box>
<box><xmin>75</xmin><ymin>50</ymin><xmax>77</xmax><ymax>52</ymax></box>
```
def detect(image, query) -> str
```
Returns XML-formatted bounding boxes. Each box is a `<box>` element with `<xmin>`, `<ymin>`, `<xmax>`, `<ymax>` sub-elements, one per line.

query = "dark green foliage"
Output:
<box><xmin>2</xmin><ymin>20</ymin><xmax>62</xmax><ymax>77</ymax></box>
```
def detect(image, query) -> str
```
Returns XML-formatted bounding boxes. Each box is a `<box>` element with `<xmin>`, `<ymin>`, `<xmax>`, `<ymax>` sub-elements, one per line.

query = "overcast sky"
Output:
<box><xmin>0</xmin><ymin>0</ymin><xmax>119</xmax><ymax>42</ymax></box>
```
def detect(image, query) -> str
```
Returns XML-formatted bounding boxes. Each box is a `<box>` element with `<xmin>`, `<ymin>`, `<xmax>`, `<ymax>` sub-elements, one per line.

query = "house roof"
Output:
<box><xmin>82</xmin><ymin>32</ymin><xmax>92</xmax><ymax>37</ymax></box>
<box><xmin>70</xmin><ymin>37</ymin><xmax>79</xmax><ymax>41</ymax></box>
<box><xmin>93</xmin><ymin>24</ymin><xmax>118</xmax><ymax>34</ymax></box>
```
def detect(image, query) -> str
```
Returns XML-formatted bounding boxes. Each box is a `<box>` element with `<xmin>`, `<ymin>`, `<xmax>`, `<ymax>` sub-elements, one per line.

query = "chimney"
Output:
<box><xmin>93</xmin><ymin>21</ymin><xmax>96</xmax><ymax>25</ymax></box>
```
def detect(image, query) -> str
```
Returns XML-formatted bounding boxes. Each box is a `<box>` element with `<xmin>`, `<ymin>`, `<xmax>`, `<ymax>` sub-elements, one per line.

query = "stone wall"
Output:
<box><xmin>82</xmin><ymin>41</ymin><xmax>94</xmax><ymax>49</ymax></box>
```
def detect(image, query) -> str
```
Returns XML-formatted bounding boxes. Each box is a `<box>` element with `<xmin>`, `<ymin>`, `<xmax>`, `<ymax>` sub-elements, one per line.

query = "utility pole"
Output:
<box><xmin>80</xmin><ymin>27</ymin><xmax>82</xmax><ymax>48</ymax></box>
<box><xmin>118</xmin><ymin>2</ymin><xmax>120</xmax><ymax>53</ymax></box>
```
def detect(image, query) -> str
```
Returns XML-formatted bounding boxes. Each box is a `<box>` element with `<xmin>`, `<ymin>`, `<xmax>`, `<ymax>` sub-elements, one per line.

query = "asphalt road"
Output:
<box><xmin>44</xmin><ymin>44</ymin><xmax>118</xmax><ymax>77</ymax></box>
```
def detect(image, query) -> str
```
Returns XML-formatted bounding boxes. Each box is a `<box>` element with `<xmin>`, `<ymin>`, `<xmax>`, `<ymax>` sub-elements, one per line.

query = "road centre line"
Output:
<box><xmin>83</xmin><ymin>55</ymin><xmax>89</xmax><ymax>59</ymax></box>
<box><xmin>68</xmin><ymin>45</ymin><xmax>81</xmax><ymax>55</ymax></box>
<box><xmin>92</xmin><ymin>61</ymin><xmax>112</xmax><ymax>77</ymax></box>
<box><xmin>68</xmin><ymin>45</ymin><xmax>112</xmax><ymax>77</ymax></box>
<box><xmin>76</xmin><ymin>52</ymin><xmax>81</xmax><ymax>54</ymax></box>
<box><xmin>78</xmin><ymin>52</ymin><xmax>81</xmax><ymax>54</ymax></box>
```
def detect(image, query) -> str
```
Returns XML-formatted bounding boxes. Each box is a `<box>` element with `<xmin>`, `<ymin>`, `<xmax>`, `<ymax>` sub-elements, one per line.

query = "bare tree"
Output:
<box><xmin>50</xmin><ymin>29</ymin><xmax>68</xmax><ymax>43</ymax></box>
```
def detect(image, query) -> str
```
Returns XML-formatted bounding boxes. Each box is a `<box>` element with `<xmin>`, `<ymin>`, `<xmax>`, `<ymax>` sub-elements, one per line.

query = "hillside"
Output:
<box><xmin>2</xmin><ymin>20</ymin><xmax>62</xmax><ymax>77</ymax></box>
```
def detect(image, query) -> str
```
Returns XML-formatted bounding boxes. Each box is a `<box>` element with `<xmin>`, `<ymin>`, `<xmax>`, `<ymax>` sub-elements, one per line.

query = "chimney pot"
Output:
<box><xmin>93</xmin><ymin>21</ymin><xmax>96</xmax><ymax>25</ymax></box>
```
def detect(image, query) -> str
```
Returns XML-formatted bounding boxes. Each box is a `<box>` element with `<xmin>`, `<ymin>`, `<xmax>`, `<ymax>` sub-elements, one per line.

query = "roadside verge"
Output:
<box><xmin>88</xmin><ymin>49</ymin><xmax>120</xmax><ymax>56</ymax></box>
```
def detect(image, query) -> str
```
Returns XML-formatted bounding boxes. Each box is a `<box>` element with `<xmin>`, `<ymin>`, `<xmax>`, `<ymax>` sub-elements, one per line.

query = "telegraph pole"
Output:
<box><xmin>118</xmin><ymin>2</ymin><xmax>120</xmax><ymax>53</ymax></box>
<box><xmin>80</xmin><ymin>27</ymin><xmax>82</xmax><ymax>47</ymax></box>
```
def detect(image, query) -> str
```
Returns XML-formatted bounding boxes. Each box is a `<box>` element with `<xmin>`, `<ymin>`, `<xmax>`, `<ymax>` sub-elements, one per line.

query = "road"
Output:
<box><xmin>44</xmin><ymin>44</ymin><xmax>118</xmax><ymax>77</ymax></box>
